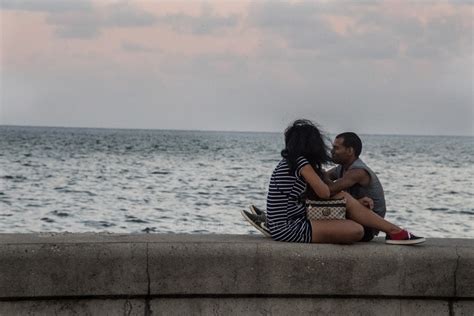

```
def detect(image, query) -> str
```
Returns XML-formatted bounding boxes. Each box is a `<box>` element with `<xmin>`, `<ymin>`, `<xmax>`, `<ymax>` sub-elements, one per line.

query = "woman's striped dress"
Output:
<box><xmin>266</xmin><ymin>156</ymin><xmax>312</xmax><ymax>243</ymax></box>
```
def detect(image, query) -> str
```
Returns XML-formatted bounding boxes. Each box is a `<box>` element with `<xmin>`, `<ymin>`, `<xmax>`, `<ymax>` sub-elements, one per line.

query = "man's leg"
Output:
<box><xmin>360</xmin><ymin>226</ymin><xmax>375</xmax><ymax>242</ymax></box>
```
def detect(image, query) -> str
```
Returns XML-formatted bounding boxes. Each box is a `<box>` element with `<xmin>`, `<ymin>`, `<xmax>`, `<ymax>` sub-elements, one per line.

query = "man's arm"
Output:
<box><xmin>328</xmin><ymin>168</ymin><xmax>370</xmax><ymax>195</ymax></box>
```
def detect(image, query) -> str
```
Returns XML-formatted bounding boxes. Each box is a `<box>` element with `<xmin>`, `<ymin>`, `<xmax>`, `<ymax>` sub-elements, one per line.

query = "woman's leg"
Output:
<box><xmin>311</xmin><ymin>219</ymin><xmax>364</xmax><ymax>244</ymax></box>
<box><xmin>335</xmin><ymin>192</ymin><xmax>402</xmax><ymax>234</ymax></box>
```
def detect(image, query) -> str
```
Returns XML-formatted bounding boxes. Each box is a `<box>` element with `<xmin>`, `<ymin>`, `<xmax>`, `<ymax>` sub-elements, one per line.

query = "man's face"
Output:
<box><xmin>331</xmin><ymin>137</ymin><xmax>351</xmax><ymax>164</ymax></box>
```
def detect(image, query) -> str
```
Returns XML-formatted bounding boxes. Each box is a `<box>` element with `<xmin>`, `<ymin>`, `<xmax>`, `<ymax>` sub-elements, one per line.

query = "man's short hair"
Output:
<box><xmin>336</xmin><ymin>132</ymin><xmax>362</xmax><ymax>157</ymax></box>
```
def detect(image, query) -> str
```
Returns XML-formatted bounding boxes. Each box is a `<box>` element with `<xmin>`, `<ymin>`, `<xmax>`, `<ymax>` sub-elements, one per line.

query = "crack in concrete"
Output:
<box><xmin>145</xmin><ymin>243</ymin><xmax>152</xmax><ymax>316</ymax></box>
<box><xmin>454</xmin><ymin>246</ymin><xmax>460</xmax><ymax>298</ymax></box>
<box><xmin>124</xmin><ymin>299</ymin><xmax>132</xmax><ymax>316</ymax></box>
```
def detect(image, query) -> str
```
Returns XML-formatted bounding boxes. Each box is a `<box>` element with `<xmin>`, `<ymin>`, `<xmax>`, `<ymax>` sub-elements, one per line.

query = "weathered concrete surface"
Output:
<box><xmin>0</xmin><ymin>240</ymin><xmax>148</xmax><ymax>298</ymax></box>
<box><xmin>0</xmin><ymin>299</ymin><xmax>145</xmax><ymax>316</ymax></box>
<box><xmin>150</xmin><ymin>298</ymin><xmax>449</xmax><ymax>316</ymax></box>
<box><xmin>0</xmin><ymin>234</ymin><xmax>472</xmax><ymax>299</ymax></box>
<box><xmin>146</xmin><ymin>236</ymin><xmax>471</xmax><ymax>297</ymax></box>
<box><xmin>457</xmin><ymin>245</ymin><xmax>474</xmax><ymax>298</ymax></box>
<box><xmin>454</xmin><ymin>301</ymin><xmax>474</xmax><ymax>316</ymax></box>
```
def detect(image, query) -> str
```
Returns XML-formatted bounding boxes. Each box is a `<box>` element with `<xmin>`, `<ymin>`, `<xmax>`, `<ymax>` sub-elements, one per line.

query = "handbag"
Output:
<box><xmin>306</xmin><ymin>198</ymin><xmax>346</xmax><ymax>220</ymax></box>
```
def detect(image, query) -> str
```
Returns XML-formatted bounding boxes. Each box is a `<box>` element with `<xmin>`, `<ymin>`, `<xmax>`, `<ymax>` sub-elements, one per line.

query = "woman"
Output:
<box><xmin>266</xmin><ymin>119</ymin><xmax>425</xmax><ymax>244</ymax></box>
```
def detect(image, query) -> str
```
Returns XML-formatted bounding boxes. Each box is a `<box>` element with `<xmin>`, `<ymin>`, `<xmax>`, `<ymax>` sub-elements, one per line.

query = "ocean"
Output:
<box><xmin>0</xmin><ymin>125</ymin><xmax>473</xmax><ymax>238</ymax></box>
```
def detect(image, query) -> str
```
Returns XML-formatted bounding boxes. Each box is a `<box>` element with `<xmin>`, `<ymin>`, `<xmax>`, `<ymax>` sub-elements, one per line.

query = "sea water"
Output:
<box><xmin>0</xmin><ymin>126</ymin><xmax>472</xmax><ymax>238</ymax></box>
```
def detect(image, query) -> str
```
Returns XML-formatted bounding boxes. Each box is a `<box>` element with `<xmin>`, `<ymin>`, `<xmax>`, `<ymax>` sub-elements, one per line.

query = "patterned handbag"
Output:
<box><xmin>306</xmin><ymin>198</ymin><xmax>346</xmax><ymax>220</ymax></box>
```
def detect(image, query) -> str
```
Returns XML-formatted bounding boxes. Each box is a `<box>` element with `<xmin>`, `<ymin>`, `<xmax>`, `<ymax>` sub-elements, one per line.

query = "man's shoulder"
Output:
<box><xmin>351</xmin><ymin>158</ymin><xmax>368</xmax><ymax>167</ymax></box>
<box><xmin>346</xmin><ymin>159</ymin><xmax>372</xmax><ymax>184</ymax></box>
<box><xmin>350</xmin><ymin>158</ymin><xmax>376</xmax><ymax>172</ymax></box>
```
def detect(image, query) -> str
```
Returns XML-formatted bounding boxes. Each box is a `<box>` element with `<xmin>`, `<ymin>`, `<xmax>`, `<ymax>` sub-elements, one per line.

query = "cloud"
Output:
<box><xmin>248</xmin><ymin>1</ymin><xmax>472</xmax><ymax>61</ymax></box>
<box><xmin>404</xmin><ymin>15</ymin><xmax>471</xmax><ymax>59</ymax></box>
<box><xmin>0</xmin><ymin>0</ymin><xmax>92</xmax><ymax>12</ymax></box>
<box><xmin>3</xmin><ymin>0</ymin><xmax>157</xmax><ymax>39</ymax></box>
<box><xmin>1</xmin><ymin>1</ymin><xmax>472</xmax><ymax>135</ymax></box>
<box><xmin>3</xmin><ymin>1</ymin><xmax>237</xmax><ymax>39</ymax></box>
<box><xmin>248</xmin><ymin>1</ymin><xmax>337</xmax><ymax>48</ymax></box>
<box><xmin>45</xmin><ymin>12</ymin><xmax>101</xmax><ymax>39</ymax></box>
<box><xmin>121</xmin><ymin>41</ymin><xmax>156</xmax><ymax>53</ymax></box>
<box><xmin>156</xmin><ymin>12</ymin><xmax>238</xmax><ymax>35</ymax></box>
<box><xmin>103</xmin><ymin>1</ymin><xmax>156</xmax><ymax>27</ymax></box>
<box><xmin>248</xmin><ymin>1</ymin><xmax>396</xmax><ymax>59</ymax></box>
<box><xmin>351</xmin><ymin>6</ymin><xmax>471</xmax><ymax>60</ymax></box>
<box><xmin>155</xmin><ymin>3</ymin><xmax>238</xmax><ymax>35</ymax></box>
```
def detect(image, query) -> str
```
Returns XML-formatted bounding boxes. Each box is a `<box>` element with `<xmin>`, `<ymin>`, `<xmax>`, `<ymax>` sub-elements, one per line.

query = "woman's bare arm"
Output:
<box><xmin>300</xmin><ymin>164</ymin><xmax>330</xmax><ymax>199</ymax></box>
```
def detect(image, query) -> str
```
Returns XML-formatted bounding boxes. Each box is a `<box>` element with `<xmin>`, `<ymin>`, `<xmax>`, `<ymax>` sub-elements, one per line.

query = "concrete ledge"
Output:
<box><xmin>150</xmin><ymin>298</ymin><xmax>451</xmax><ymax>316</ymax></box>
<box><xmin>0</xmin><ymin>299</ymin><xmax>145</xmax><ymax>316</ymax></box>
<box><xmin>3</xmin><ymin>298</ymin><xmax>469</xmax><ymax>316</ymax></box>
<box><xmin>0</xmin><ymin>234</ymin><xmax>473</xmax><ymax>315</ymax></box>
<box><xmin>0</xmin><ymin>241</ymin><xmax>147</xmax><ymax>297</ymax></box>
<box><xmin>147</xmin><ymin>239</ymin><xmax>465</xmax><ymax>297</ymax></box>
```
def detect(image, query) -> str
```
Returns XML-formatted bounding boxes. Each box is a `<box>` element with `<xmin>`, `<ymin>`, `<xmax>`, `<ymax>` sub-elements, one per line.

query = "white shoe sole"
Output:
<box><xmin>385</xmin><ymin>237</ymin><xmax>426</xmax><ymax>245</ymax></box>
<box><xmin>241</xmin><ymin>209</ymin><xmax>271</xmax><ymax>238</ymax></box>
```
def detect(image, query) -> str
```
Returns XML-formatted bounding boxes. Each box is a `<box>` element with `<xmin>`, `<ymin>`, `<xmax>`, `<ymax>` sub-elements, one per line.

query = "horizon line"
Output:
<box><xmin>0</xmin><ymin>123</ymin><xmax>472</xmax><ymax>138</ymax></box>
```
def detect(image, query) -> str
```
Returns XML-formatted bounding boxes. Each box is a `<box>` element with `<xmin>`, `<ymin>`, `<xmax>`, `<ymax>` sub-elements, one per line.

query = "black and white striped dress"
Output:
<box><xmin>266</xmin><ymin>156</ymin><xmax>312</xmax><ymax>243</ymax></box>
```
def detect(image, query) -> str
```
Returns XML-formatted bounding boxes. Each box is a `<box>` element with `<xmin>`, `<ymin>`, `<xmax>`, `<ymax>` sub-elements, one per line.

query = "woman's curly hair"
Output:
<box><xmin>281</xmin><ymin>119</ymin><xmax>331</xmax><ymax>176</ymax></box>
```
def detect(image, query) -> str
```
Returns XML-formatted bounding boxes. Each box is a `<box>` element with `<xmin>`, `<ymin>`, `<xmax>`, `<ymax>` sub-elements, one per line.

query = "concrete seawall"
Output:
<box><xmin>0</xmin><ymin>234</ymin><xmax>472</xmax><ymax>315</ymax></box>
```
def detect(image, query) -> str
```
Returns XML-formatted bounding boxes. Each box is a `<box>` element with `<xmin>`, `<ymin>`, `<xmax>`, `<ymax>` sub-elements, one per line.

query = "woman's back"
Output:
<box><xmin>266</xmin><ymin>157</ymin><xmax>312</xmax><ymax>243</ymax></box>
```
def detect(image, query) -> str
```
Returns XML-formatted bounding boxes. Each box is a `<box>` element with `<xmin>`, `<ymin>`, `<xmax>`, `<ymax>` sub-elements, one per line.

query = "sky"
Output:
<box><xmin>0</xmin><ymin>0</ymin><xmax>472</xmax><ymax>136</ymax></box>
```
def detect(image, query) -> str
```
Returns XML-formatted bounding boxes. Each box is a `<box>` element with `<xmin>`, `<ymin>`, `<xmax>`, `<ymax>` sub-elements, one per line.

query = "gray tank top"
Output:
<box><xmin>335</xmin><ymin>158</ymin><xmax>386</xmax><ymax>219</ymax></box>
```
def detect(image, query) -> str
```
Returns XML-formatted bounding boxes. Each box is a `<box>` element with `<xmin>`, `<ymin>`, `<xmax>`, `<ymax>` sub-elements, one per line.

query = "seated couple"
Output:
<box><xmin>241</xmin><ymin>119</ymin><xmax>425</xmax><ymax>245</ymax></box>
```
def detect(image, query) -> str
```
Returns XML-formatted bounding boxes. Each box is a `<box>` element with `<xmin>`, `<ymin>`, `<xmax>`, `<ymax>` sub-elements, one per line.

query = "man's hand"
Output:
<box><xmin>358</xmin><ymin>196</ymin><xmax>374</xmax><ymax>209</ymax></box>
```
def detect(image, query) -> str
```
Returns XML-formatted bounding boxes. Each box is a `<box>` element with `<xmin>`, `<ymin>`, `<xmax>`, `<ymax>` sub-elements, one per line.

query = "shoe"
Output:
<box><xmin>249</xmin><ymin>204</ymin><xmax>266</xmax><ymax>217</ymax></box>
<box><xmin>241</xmin><ymin>209</ymin><xmax>271</xmax><ymax>237</ymax></box>
<box><xmin>385</xmin><ymin>229</ymin><xmax>426</xmax><ymax>245</ymax></box>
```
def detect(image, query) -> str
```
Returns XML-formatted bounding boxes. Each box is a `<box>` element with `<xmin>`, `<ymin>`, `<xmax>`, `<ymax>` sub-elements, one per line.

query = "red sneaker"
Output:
<box><xmin>385</xmin><ymin>229</ymin><xmax>426</xmax><ymax>245</ymax></box>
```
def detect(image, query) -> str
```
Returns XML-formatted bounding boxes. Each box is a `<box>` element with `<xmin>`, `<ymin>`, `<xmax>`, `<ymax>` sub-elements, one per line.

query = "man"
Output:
<box><xmin>241</xmin><ymin>132</ymin><xmax>386</xmax><ymax>242</ymax></box>
<box><xmin>326</xmin><ymin>132</ymin><xmax>386</xmax><ymax>241</ymax></box>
